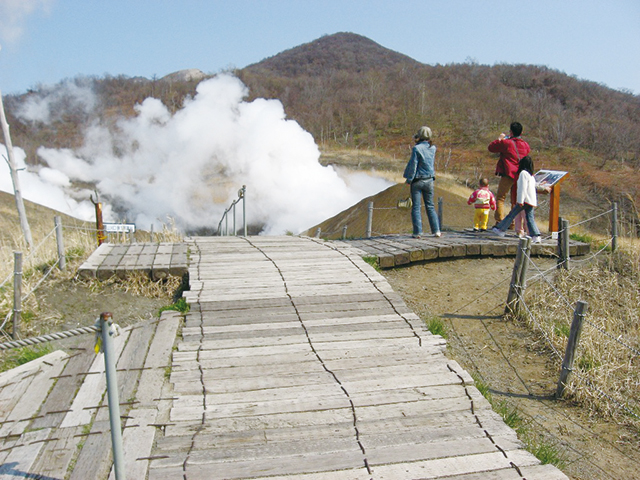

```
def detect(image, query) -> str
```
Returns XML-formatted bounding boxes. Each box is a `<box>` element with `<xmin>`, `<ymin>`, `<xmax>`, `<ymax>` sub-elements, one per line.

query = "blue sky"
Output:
<box><xmin>0</xmin><ymin>0</ymin><xmax>639</xmax><ymax>96</ymax></box>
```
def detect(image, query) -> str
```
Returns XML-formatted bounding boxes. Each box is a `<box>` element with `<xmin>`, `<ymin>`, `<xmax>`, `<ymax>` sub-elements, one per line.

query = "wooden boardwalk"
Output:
<box><xmin>149</xmin><ymin>236</ymin><xmax>567</xmax><ymax>479</ymax></box>
<box><xmin>336</xmin><ymin>231</ymin><xmax>589</xmax><ymax>269</ymax></box>
<box><xmin>0</xmin><ymin>235</ymin><xmax>570</xmax><ymax>479</ymax></box>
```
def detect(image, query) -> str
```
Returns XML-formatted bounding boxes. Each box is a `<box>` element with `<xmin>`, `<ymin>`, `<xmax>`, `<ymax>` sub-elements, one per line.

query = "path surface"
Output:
<box><xmin>0</xmin><ymin>235</ymin><xmax>571</xmax><ymax>479</ymax></box>
<box><xmin>148</xmin><ymin>236</ymin><xmax>568</xmax><ymax>479</ymax></box>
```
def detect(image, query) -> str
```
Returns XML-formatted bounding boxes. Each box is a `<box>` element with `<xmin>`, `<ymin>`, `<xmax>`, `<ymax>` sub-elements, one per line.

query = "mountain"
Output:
<box><xmin>243</xmin><ymin>32</ymin><xmax>422</xmax><ymax>77</ymax></box>
<box><xmin>3</xmin><ymin>32</ymin><xmax>640</xmax><ymax>230</ymax></box>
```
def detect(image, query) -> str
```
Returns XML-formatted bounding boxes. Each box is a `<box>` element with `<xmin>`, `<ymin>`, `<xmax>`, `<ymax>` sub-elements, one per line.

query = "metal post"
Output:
<box><xmin>242</xmin><ymin>185</ymin><xmax>247</xmax><ymax>237</ymax></box>
<box><xmin>342</xmin><ymin>225</ymin><xmax>348</xmax><ymax>240</ymax></box>
<box><xmin>12</xmin><ymin>252</ymin><xmax>22</xmax><ymax>340</ymax></box>
<box><xmin>438</xmin><ymin>197</ymin><xmax>443</xmax><ymax>230</ymax></box>
<box><xmin>505</xmin><ymin>237</ymin><xmax>528</xmax><ymax>315</ymax></box>
<box><xmin>315</xmin><ymin>228</ymin><xmax>321</xmax><ymax>238</ymax></box>
<box><xmin>233</xmin><ymin>202</ymin><xmax>237</xmax><ymax>236</ymax></box>
<box><xmin>54</xmin><ymin>216</ymin><xmax>66</xmax><ymax>271</ymax></box>
<box><xmin>557</xmin><ymin>301</ymin><xmax>588</xmax><ymax>398</ymax></box>
<box><xmin>557</xmin><ymin>216</ymin><xmax>565</xmax><ymax>270</ymax></box>
<box><xmin>366</xmin><ymin>201</ymin><xmax>374</xmax><ymax>238</ymax></box>
<box><xmin>100</xmin><ymin>312</ymin><xmax>125</xmax><ymax>480</ymax></box>
<box><xmin>562</xmin><ymin>219</ymin><xmax>570</xmax><ymax>270</ymax></box>
<box><xmin>225</xmin><ymin>212</ymin><xmax>228</xmax><ymax>236</ymax></box>
<box><xmin>150</xmin><ymin>224</ymin><xmax>154</xmax><ymax>243</ymax></box>
<box><xmin>611</xmin><ymin>202</ymin><xmax>618</xmax><ymax>252</ymax></box>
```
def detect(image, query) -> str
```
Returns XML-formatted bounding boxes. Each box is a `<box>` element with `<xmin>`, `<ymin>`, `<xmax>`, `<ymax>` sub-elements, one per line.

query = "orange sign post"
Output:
<box><xmin>533</xmin><ymin>170</ymin><xmax>569</xmax><ymax>234</ymax></box>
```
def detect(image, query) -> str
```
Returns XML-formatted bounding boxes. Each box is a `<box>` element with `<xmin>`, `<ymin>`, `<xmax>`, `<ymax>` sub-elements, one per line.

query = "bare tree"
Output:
<box><xmin>0</xmin><ymin>89</ymin><xmax>33</xmax><ymax>249</ymax></box>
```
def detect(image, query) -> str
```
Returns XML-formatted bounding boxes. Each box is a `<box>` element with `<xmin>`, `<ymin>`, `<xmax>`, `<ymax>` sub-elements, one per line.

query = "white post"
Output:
<box><xmin>0</xmin><ymin>90</ymin><xmax>33</xmax><ymax>248</ymax></box>
<box><xmin>100</xmin><ymin>312</ymin><xmax>126</xmax><ymax>480</ymax></box>
<box><xmin>366</xmin><ymin>202</ymin><xmax>374</xmax><ymax>238</ymax></box>
<box><xmin>54</xmin><ymin>216</ymin><xmax>66</xmax><ymax>271</ymax></box>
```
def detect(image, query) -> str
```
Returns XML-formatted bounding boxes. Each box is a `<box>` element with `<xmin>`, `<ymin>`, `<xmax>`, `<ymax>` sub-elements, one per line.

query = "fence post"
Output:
<box><xmin>342</xmin><ymin>225</ymin><xmax>348</xmax><ymax>240</ymax></box>
<box><xmin>366</xmin><ymin>201</ymin><xmax>374</xmax><ymax>238</ymax></box>
<box><xmin>505</xmin><ymin>237</ymin><xmax>528</xmax><ymax>315</ymax></box>
<box><xmin>557</xmin><ymin>217</ymin><xmax>569</xmax><ymax>270</ymax></box>
<box><xmin>54</xmin><ymin>216</ymin><xmax>66</xmax><ymax>271</ymax></box>
<box><xmin>242</xmin><ymin>185</ymin><xmax>247</xmax><ymax>237</ymax></box>
<box><xmin>12</xmin><ymin>252</ymin><xmax>22</xmax><ymax>340</ymax></box>
<box><xmin>150</xmin><ymin>224</ymin><xmax>155</xmax><ymax>243</ymax></box>
<box><xmin>438</xmin><ymin>197</ymin><xmax>443</xmax><ymax>229</ymax></box>
<box><xmin>233</xmin><ymin>202</ymin><xmax>237</xmax><ymax>236</ymax></box>
<box><xmin>100</xmin><ymin>312</ymin><xmax>126</xmax><ymax>480</ymax></box>
<box><xmin>518</xmin><ymin>237</ymin><xmax>532</xmax><ymax>296</ymax></box>
<box><xmin>557</xmin><ymin>300</ymin><xmax>588</xmax><ymax>398</ymax></box>
<box><xmin>562</xmin><ymin>219</ymin><xmax>570</xmax><ymax>270</ymax></box>
<box><xmin>315</xmin><ymin>228</ymin><xmax>321</xmax><ymax>238</ymax></box>
<box><xmin>611</xmin><ymin>202</ymin><xmax>618</xmax><ymax>252</ymax></box>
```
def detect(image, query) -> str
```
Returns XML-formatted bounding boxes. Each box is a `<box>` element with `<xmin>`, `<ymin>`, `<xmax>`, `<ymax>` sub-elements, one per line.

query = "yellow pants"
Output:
<box><xmin>474</xmin><ymin>208</ymin><xmax>490</xmax><ymax>230</ymax></box>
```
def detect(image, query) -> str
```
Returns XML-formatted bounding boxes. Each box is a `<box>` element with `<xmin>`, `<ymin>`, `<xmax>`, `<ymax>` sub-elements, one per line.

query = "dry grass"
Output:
<box><xmin>0</xmin><ymin>196</ymin><xmax>185</xmax><ymax>341</ymax></box>
<box><xmin>522</xmin><ymin>239</ymin><xmax>640</xmax><ymax>433</ymax></box>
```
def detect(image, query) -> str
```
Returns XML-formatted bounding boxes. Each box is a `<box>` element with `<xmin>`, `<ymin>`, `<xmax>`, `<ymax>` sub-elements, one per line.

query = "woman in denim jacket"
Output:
<box><xmin>403</xmin><ymin>126</ymin><xmax>441</xmax><ymax>238</ymax></box>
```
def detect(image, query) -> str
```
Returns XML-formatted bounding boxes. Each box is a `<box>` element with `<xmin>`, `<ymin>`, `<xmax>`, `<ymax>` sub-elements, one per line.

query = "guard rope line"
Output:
<box><xmin>0</xmin><ymin>325</ymin><xmax>99</xmax><ymax>351</ymax></box>
<box><xmin>515</xmin><ymin>282</ymin><xmax>640</xmax><ymax>421</ymax></box>
<box><xmin>524</xmin><ymin>248</ymin><xmax>640</xmax><ymax>357</ymax></box>
<box><xmin>568</xmin><ymin>366</ymin><xmax>640</xmax><ymax>421</ymax></box>
<box><xmin>513</xmin><ymin>290</ymin><xmax>564</xmax><ymax>360</ymax></box>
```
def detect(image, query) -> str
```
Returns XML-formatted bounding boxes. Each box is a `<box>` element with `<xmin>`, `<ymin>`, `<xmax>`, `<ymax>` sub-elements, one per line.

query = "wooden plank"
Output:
<box><xmin>31</xmin><ymin>336</ymin><xmax>96</xmax><ymax>430</ymax></box>
<box><xmin>107</xmin><ymin>408</ymin><xmax>157</xmax><ymax>480</ymax></box>
<box><xmin>0</xmin><ymin>351</ymin><xmax>68</xmax><ymax>437</ymax></box>
<box><xmin>0</xmin><ymin>428</ymin><xmax>51</xmax><ymax>479</ymax></box>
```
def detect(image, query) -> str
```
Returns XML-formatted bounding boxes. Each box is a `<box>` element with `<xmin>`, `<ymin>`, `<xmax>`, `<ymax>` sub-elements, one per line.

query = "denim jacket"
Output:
<box><xmin>403</xmin><ymin>141</ymin><xmax>436</xmax><ymax>183</ymax></box>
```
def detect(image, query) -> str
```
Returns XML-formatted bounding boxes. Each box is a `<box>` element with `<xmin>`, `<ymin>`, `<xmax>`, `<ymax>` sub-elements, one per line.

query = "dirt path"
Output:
<box><xmin>382</xmin><ymin>256</ymin><xmax>640</xmax><ymax>480</ymax></box>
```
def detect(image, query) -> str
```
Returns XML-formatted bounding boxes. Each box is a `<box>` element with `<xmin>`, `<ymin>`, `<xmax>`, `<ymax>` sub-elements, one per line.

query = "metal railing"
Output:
<box><xmin>217</xmin><ymin>185</ymin><xmax>247</xmax><ymax>236</ymax></box>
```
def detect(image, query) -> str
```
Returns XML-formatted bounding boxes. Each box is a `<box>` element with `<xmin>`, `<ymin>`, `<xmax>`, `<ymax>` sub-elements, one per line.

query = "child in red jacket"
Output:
<box><xmin>467</xmin><ymin>178</ymin><xmax>497</xmax><ymax>231</ymax></box>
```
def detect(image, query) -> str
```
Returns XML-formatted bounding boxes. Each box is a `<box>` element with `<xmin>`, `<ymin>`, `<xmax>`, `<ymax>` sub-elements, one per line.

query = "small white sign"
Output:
<box><xmin>104</xmin><ymin>223</ymin><xmax>136</xmax><ymax>233</ymax></box>
<box><xmin>551</xmin><ymin>231</ymin><xmax>558</xmax><ymax>240</ymax></box>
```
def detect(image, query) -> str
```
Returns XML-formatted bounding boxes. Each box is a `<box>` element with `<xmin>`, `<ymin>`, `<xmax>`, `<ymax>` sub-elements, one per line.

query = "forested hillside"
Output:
<box><xmin>3</xmin><ymin>32</ymin><xmax>640</xmax><ymax>227</ymax></box>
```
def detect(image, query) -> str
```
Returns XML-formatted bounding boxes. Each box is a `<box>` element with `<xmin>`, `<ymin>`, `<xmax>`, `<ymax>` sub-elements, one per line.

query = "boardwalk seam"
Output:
<box><xmin>310</xmin><ymin>238</ymin><xmax>424</xmax><ymax>347</ymax></box>
<box><xmin>182</xmin><ymin>239</ymin><xmax>206</xmax><ymax>480</ymax></box>
<box><xmin>243</xmin><ymin>237</ymin><xmax>373</xmax><ymax>476</ymax></box>
<box><xmin>447</xmin><ymin>363</ymin><xmax>527</xmax><ymax>479</ymax></box>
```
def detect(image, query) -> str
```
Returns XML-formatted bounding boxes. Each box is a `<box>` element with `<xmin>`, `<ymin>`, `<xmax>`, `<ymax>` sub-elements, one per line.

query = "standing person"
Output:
<box><xmin>488</xmin><ymin>122</ymin><xmax>530</xmax><ymax>226</ymax></box>
<box><xmin>403</xmin><ymin>126</ymin><xmax>441</xmax><ymax>238</ymax></box>
<box><xmin>467</xmin><ymin>178</ymin><xmax>496</xmax><ymax>231</ymax></box>
<box><xmin>491</xmin><ymin>156</ymin><xmax>547</xmax><ymax>243</ymax></box>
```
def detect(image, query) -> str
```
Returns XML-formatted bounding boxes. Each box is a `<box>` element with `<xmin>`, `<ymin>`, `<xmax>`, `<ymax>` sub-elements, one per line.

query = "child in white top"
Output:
<box><xmin>491</xmin><ymin>156</ymin><xmax>547</xmax><ymax>243</ymax></box>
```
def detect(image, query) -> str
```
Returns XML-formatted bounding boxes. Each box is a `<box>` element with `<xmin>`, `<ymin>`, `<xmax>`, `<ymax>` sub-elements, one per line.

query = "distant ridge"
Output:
<box><xmin>244</xmin><ymin>32</ymin><xmax>422</xmax><ymax>77</ymax></box>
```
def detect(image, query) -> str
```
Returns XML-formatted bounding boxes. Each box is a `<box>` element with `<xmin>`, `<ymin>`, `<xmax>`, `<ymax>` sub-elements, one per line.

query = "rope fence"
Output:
<box><xmin>448</xmin><ymin>202</ymin><xmax>639</xmax><ymax>426</ymax></box>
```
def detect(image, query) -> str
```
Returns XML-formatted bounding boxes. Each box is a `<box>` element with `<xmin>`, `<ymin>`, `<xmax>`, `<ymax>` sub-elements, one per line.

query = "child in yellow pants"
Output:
<box><xmin>467</xmin><ymin>178</ymin><xmax>496</xmax><ymax>231</ymax></box>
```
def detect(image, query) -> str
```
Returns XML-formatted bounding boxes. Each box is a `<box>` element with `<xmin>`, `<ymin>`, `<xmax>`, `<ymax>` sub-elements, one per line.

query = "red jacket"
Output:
<box><xmin>488</xmin><ymin>137</ymin><xmax>530</xmax><ymax>179</ymax></box>
<box><xmin>468</xmin><ymin>186</ymin><xmax>497</xmax><ymax>210</ymax></box>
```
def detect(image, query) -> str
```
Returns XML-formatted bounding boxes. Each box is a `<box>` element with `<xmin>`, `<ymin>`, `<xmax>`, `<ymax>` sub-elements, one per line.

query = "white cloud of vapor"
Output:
<box><xmin>0</xmin><ymin>0</ymin><xmax>53</xmax><ymax>44</ymax></box>
<box><xmin>4</xmin><ymin>74</ymin><xmax>390</xmax><ymax>234</ymax></box>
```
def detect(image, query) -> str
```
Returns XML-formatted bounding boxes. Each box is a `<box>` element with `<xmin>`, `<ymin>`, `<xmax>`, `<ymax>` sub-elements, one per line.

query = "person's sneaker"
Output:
<box><xmin>434</xmin><ymin>232</ymin><xmax>442</xmax><ymax>237</ymax></box>
<box><xmin>412</xmin><ymin>234</ymin><xmax>422</xmax><ymax>239</ymax></box>
<box><xmin>472</xmin><ymin>227</ymin><xmax>479</xmax><ymax>232</ymax></box>
<box><xmin>517</xmin><ymin>230</ymin><xmax>526</xmax><ymax>238</ymax></box>
<box><xmin>491</xmin><ymin>227</ymin><xmax>505</xmax><ymax>237</ymax></box>
<box><xmin>532</xmin><ymin>236</ymin><xmax>542</xmax><ymax>244</ymax></box>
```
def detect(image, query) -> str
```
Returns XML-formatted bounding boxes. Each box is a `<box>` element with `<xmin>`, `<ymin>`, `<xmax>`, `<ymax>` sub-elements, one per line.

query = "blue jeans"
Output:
<box><xmin>410</xmin><ymin>178</ymin><xmax>440</xmax><ymax>235</ymax></box>
<box><xmin>496</xmin><ymin>203</ymin><xmax>540</xmax><ymax>237</ymax></box>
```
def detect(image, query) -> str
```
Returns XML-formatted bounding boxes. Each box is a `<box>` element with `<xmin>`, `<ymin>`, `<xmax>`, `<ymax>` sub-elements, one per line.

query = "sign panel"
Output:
<box><xmin>104</xmin><ymin>223</ymin><xmax>136</xmax><ymax>233</ymax></box>
<box><xmin>533</xmin><ymin>170</ymin><xmax>568</xmax><ymax>188</ymax></box>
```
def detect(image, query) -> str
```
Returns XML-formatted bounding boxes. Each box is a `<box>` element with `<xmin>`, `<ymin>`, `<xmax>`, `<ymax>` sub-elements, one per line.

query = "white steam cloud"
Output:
<box><xmin>3</xmin><ymin>74</ymin><xmax>390</xmax><ymax>234</ymax></box>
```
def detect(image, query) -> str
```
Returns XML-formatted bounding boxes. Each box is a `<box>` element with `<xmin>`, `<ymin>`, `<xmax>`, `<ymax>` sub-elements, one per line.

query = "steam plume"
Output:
<box><xmin>3</xmin><ymin>74</ymin><xmax>390</xmax><ymax>234</ymax></box>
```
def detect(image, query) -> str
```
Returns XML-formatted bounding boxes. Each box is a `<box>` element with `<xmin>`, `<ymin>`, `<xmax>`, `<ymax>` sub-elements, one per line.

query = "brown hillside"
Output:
<box><xmin>304</xmin><ymin>178</ymin><xmax>472</xmax><ymax>239</ymax></box>
<box><xmin>243</xmin><ymin>32</ymin><xmax>421</xmax><ymax>77</ymax></box>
